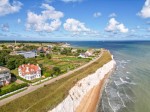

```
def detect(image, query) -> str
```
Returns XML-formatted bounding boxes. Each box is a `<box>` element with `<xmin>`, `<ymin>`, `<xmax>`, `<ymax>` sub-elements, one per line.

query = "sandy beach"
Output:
<box><xmin>76</xmin><ymin>69</ymin><xmax>114</xmax><ymax>112</ymax></box>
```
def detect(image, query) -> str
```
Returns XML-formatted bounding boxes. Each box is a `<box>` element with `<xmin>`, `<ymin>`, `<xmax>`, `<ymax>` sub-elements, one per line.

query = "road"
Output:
<box><xmin>0</xmin><ymin>51</ymin><xmax>103</xmax><ymax>107</ymax></box>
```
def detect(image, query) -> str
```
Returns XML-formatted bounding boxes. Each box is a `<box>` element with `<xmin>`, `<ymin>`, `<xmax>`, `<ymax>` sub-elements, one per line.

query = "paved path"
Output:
<box><xmin>0</xmin><ymin>51</ymin><xmax>103</xmax><ymax>107</ymax></box>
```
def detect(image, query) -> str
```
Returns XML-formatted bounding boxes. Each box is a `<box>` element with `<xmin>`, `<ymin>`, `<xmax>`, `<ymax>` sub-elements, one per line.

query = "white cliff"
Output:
<box><xmin>50</xmin><ymin>59</ymin><xmax>116</xmax><ymax>112</ymax></box>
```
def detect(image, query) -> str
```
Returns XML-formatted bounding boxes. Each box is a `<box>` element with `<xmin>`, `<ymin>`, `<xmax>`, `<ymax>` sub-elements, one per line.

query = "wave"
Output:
<box><xmin>120</xmin><ymin>78</ymin><xmax>136</xmax><ymax>85</ymax></box>
<box><xmin>117</xmin><ymin>92</ymin><xmax>126</xmax><ymax>107</ymax></box>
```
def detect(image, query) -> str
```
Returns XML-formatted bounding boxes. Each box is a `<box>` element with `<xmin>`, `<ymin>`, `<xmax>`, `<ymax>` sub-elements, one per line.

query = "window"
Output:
<box><xmin>6</xmin><ymin>76</ymin><xmax>9</xmax><ymax>79</ymax></box>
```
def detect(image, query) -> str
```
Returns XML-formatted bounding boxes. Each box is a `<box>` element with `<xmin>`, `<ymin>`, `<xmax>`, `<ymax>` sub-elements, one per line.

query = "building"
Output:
<box><xmin>78</xmin><ymin>53</ymin><xmax>87</xmax><ymax>58</ymax></box>
<box><xmin>85</xmin><ymin>49</ymin><xmax>95</xmax><ymax>57</ymax></box>
<box><xmin>0</xmin><ymin>67</ymin><xmax>11</xmax><ymax>86</ymax></box>
<box><xmin>16</xmin><ymin>51</ymin><xmax>37</xmax><ymax>58</ymax></box>
<box><xmin>18</xmin><ymin>64</ymin><xmax>41</xmax><ymax>80</ymax></box>
<box><xmin>37</xmin><ymin>47</ymin><xmax>52</xmax><ymax>54</ymax></box>
<box><xmin>71</xmin><ymin>49</ymin><xmax>77</xmax><ymax>53</ymax></box>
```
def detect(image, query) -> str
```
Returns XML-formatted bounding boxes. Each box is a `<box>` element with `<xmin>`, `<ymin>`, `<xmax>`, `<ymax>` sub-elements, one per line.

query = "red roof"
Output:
<box><xmin>19</xmin><ymin>64</ymin><xmax>40</xmax><ymax>76</ymax></box>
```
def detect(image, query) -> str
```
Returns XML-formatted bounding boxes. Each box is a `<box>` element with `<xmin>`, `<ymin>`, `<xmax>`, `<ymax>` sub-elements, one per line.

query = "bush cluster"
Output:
<box><xmin>0</xmin><ymin>83</ymin><xmax>28</xmax><ymax>96</ymax></box>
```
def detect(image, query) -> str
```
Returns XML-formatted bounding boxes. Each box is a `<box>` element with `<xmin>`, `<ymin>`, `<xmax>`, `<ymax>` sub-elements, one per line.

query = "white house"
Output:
<box><xmin>0</xmin><ymin>67</ymin><xmax>11</xmax><ymax>86</ymax></box>
<box><xmin>18</xmin><ymin>64</ymin><xmax>41</xmax><ymax>80</ymax></box>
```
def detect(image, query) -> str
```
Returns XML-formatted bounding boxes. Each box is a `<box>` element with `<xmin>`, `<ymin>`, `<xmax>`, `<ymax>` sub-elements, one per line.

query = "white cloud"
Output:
<box><xmin>17</xmin><ymin>18</ymin><xmax>21</xmax><ymax>24</ymax></box>
<box><xmin>63</xmin><ymin>18</ymin><xmax>100</xmax><ymax>37</ymax></box>
<box><xmin>1</xmin><ymin>23</ymin><xmax>9</xmax><ymax>32</ymax></box>
<box><xmin>26</xmin><ymin>4</ymin><xmax>64</xmax><ymax>32</ymax></box>
<box><xmin>105</xmin><ymin>18</ymin><xmax>129</xmax><ymax>33</ymax></box>
<box><xmin>148</xmin><ymin>28</ymin><xmax>150</xmax><ymax>31</ymax></box>
<box><xmin>93</xmin><ymin>12</ymin><xmax>101</xmax><ymax>18</ymax></box>
<box><xmin>137</xmin><ymin>0</ymin><xmax>150</xmax><ymax>18</ymax></box>
<box><xmin>0</xmin><ymin>0</ymin><xmax>22</xmax><ymax>16</ymax></box>
<box><xmin>61</xmin><ymin>0</ymin><xmax>82</xmax><ymax>3</ymax></box>
<box><xmin>63</xmin><ymin>18</ymin><xmax>90</xmax><ymax>33</ymax></box>
<box><xmin>109</xmin><ymin>13</ymin><xmax>117</xmax><ymax>17</ymax></box>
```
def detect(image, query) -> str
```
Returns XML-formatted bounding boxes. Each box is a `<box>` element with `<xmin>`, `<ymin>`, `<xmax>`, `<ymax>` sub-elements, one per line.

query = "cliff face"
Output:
<box><xmin>50</xmin><ymin>59</ymin><xmax>116</xmax><ymax>112</ymax></box>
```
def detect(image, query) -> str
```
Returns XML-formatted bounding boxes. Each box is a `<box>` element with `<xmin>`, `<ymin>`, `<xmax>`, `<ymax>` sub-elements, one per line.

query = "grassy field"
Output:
<box><xmin>0</xmin><ymin>50</ymin><xmax>112</xmax><ymax>112</ymax></box>
<box><xmin>10</xmin><ymin>55</ymin><xmax>91</xmax><ymax>83</ymax></box>
<box><xmin>36</xmin><ymin>55</ymin><xmax>91</xmax><ymax>75</ymax></box>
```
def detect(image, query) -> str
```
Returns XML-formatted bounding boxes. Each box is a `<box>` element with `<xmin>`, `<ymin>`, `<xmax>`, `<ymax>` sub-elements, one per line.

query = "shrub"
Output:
<box><xmin>0</xmin><ymin>83</ymin><xmax>28</xmax><ymax>96</ymax></box>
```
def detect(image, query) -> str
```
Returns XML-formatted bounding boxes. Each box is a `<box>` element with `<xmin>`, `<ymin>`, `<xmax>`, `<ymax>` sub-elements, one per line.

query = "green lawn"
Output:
<box><xmin>0</xmin><ymin>50</ymin><xmax>112</xmax><ymax>112</ymax></box>
<box><xmin>1</xmin><ymin>82</ymin><xmax>18</xmax><ymax>91</ymax></box>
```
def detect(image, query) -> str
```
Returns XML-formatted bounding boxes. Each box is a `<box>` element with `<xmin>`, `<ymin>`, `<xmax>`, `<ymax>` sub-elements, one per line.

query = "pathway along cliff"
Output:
<box><xmin>0</xmin><ymin>49</ymin><xmax>115</xmax><ymax>112</ymax></box>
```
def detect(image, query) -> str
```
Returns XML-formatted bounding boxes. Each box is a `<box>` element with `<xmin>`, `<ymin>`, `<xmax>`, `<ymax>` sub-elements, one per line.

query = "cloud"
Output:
<box><xmin>1</xmin><ymin>23</ymin><xmax>9</xmax><ymax>32</ymax></box>
<box><xmin>63</xmin><ymin>18</ymin><xmax>90</xmax><ymax>33</ymax></box>
<box><xmin>0</xmin><ymin>0</ymin><xmax>22</xmax><ymax>16</ymax></box>
<box><xmin>61</xmin><ymin>0</ymin><xmax>83</xmax><ymax>3</ymax></box>
<box><xmin>137</xmin><ymin>0</ymin><xmax>150</xmax><ymax>18</ymax></box>
<box><xmin>105</xmin><ymin>18</ymin><xmax>129</xmax><ymax>33</ymax></box>
<box><xmin>26</xmin><ymin>4</ymin><xmax>64</xmax><ymax>32</ymax></box>
<box><xmin>93</xmin><ymin>12</ymin><xmax>101</xmax><ymax>18</ymax></box>
<box><xmin>109</xmin><ymin>13</ymin><xmax>117</xmax><ymax>17</ymax></box>
<box><xmin>148</xmin><ymin>28</ymin><xmax>150</xmax><ymax>31</ymax></box>
<box><xmin>63</xmin><ymin>18</ymin><xmax>100</xmax><ymax>37</ymax></box>
<box><xmin>17</xmin><ymin>18</ymin><xmax>21</xmax><ymax>24</ymax></box>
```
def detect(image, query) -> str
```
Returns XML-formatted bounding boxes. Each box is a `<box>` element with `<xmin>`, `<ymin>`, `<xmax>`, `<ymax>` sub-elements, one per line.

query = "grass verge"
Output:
<box><xmin>0</xmin><ymin>50</ymin><xmax>112</xmax><ymax>112</ymax></box>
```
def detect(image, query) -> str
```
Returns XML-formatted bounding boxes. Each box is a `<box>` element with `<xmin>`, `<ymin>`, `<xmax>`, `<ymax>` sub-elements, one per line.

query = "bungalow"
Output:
<box><xmin>18</xmin><ymin>64</ymin><xmax>41</xmax><ymax>80</ymax></box>
<box><xmin>0</xmin><ymin>67</ymin><xmax>11</xmax><ymax>86</ymax></box>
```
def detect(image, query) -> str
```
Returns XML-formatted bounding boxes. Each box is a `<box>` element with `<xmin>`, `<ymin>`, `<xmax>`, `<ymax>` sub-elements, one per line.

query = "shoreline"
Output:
<box><xmin>76</xmin><ymin>64</ymin><xmax>115</xmax><ymax>112</ymax></box>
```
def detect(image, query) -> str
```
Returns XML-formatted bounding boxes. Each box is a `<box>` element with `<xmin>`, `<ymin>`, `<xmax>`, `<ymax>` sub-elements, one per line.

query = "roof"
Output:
<box><xmin>18</xmin><ymin>64</ymin><xmax>41</xmax><ymax>76</ymax></box>
<box><xmin>0</xmin><ymin>66</ymin><xmax>10</xmax><ymax>74</ymax></box>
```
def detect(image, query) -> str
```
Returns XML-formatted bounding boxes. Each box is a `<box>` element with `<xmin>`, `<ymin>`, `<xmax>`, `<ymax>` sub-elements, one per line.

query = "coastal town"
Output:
<box><xmin>0</xmin><ymin>41</ymin><xmax>100</xmax><ymax>99</ymax></box>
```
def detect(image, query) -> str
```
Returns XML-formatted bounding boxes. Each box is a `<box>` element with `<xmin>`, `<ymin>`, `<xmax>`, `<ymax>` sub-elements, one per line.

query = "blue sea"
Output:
<box><xmin>66</xmin><ymin>41</ymin><xmax>150</xmax><ymax>112</ymax></box>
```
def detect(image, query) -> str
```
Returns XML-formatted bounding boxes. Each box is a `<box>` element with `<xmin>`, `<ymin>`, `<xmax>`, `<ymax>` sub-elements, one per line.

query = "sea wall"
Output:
<box><xmin>50</xmin><ymin>58</ymin><xmax>116</xmax><ymax>112</ymax></box>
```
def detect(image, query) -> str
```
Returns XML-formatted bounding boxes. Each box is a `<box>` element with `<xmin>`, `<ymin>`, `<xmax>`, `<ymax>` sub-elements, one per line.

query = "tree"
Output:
<box><xmin>46</xmin><ymin>54</ymin><xmax>52</xmax><ymax>59</ymax></box>
<box><xmin>7</xmin><ymin>58</ymin><xmax>16</xmax><ymax>70</ymax></box>
<box><xmin>40</xmin><ymin>53</ymin><xmax>45</xmax><ymax>57</ymax></box>
<box><xmin>52</xmin><ymin>67</ymin><xmax>61</xmax><ymax>76</ymax></box>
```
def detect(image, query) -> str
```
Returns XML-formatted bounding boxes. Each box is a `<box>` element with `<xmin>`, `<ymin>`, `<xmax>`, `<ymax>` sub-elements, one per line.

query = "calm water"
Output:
<box><xmin>67</xmin><ymin>41</ymin><xmax>150</xmax><ymax>112</ymax></box>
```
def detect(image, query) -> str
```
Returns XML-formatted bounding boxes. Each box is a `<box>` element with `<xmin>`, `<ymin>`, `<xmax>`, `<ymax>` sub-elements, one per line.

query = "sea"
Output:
<box><xmin>66</xmin><ymin>41</ymin><xmax>150</xmax><ymax>112</ymax></box>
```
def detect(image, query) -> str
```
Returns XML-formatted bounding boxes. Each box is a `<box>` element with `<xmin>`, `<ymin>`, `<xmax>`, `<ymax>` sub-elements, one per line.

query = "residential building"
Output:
<box><xmin>18</xmin><ymin>64</ymin><xmax>41</xmax><ymax>80</ymax></box>
<box><xmin>0</xmin><ymin>67</ymin><xmax>11</xmax><ymax>86</ymax></box>
<box><xmin>16</xmin><ymin>50</ymin><xmax>37</xmax><ymax>58</ymax></box>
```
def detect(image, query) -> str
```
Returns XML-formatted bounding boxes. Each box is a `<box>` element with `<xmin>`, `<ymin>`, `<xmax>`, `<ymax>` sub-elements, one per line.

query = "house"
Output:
<box><xmin>71</xmin><ymin>49</ymin><xmax>77</xmax><ymax>53</ymax></box>
<box><xmin>78</xmin><ymin>53</ymin><xmax>87</xmax><ymax>58</ymax></box>
<box><xmin>37</xmin><ymin>47</ymin><xmax>52</xmax><ymax>54</ymax></box>
<box><xmin>18</xmin><ymin>64</ymin><xmax>41</xmax><ymax>80</ymax></box>
<box><xmin>16</xmin><ymin>51</ymin><xmax>37</xmax><ymax>58</ymax></box>
<box><xmin>0</xmin><ymin>67</ymin><xmax>11</xmax><ymax>86</ymax></box>
<box><xmin>85</xmin><ymin>49</ymin><xmax>95</xmax><ymax>57</ymax></box>
<box><xmin>61</xmin><ymin>43</ymin><xmax>70</xmax><ymax>48</ymax></box>
<box><xmin>78</xmin><ymin>49</ymin><xmax>95</xmax><ymax>58</ymax></box>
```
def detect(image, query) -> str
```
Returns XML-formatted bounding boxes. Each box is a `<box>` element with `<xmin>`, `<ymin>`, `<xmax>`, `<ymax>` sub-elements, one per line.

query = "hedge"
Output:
<box><xmin>0</xmin><ymin>83</ymin><xmax>28</xmax><ymax>96</ymax></box>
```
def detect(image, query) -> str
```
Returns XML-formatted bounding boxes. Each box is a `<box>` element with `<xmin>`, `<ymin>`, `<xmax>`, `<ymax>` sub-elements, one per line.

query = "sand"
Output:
<box><xmin>76</xmin><ymin>69</ymin><xmax>114</xmax><ymax>112</ymax></box>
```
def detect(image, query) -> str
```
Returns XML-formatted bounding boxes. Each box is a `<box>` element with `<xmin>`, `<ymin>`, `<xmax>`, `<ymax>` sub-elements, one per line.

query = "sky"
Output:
<box><xmin>0</xmin><ymin>0</ymin><xmax>150</xmax><ymax>41</ymax></box>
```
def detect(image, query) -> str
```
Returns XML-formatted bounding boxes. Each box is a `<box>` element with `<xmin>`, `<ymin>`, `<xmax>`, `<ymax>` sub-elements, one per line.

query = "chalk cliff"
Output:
<box><xmin>50</xmin><ymin>58</ymin><xmax>116</xmax><ymax>112</ymax></box>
